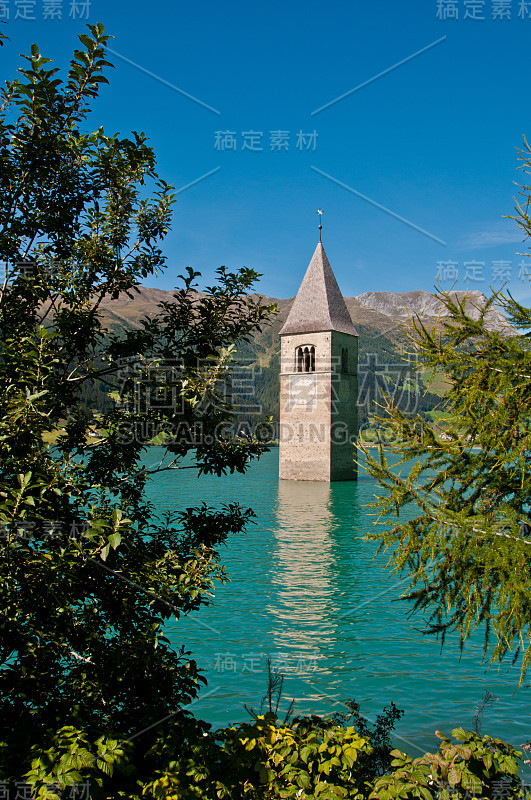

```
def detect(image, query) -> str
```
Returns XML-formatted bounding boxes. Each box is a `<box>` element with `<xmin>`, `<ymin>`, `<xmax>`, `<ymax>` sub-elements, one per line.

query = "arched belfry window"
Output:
<box><xmin>295</xmin><ymin>345</ymin><xmax>315</xmax><ymax>373</ymax></box>
<box><xmin>341</xmin><ymin>347</ymin><xmax>348</xmax><ymax>374</ymax></box>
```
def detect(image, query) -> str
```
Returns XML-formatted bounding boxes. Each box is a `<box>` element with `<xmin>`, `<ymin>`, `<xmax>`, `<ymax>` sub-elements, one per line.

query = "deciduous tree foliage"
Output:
<box><xmin>362</xmin><ymin>144</ymin><xmax>531</xmax><ymax>683</ymax></box>
<box><xmin>0</xmin><ymin>23</ymin><xmax>274</xmax><ymax>778</ymax></box>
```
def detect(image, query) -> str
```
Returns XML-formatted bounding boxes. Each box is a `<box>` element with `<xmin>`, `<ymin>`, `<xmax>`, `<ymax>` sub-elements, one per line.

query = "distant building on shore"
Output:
<box><xmin>278</xmin><ymin>236</ymin><xmax>358</xmax><ymax>481</ymax></box>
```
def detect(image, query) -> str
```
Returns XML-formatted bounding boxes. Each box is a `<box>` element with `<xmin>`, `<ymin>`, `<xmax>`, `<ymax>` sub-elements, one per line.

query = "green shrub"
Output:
<box><xmin>142</xmin><ymin>712</ymin><xmax>371</xmax><ymax>799</ymax></box>
<box><xmin>331</xmin><ymin>699</ymin><xmax>404</xmax><ymax>782</ymax></box>
<box><xmin>21</xmin><ymin>726</ymin><xmax>134</xmax><ymax>799</ymax></box>
<box><xmin>370</xmin><ymin>728</ymin><xmax>526</xmax><ymax>800</ymax></box>
<box><xmin>11</xmin><ymin>716</ymin><xmax>529</xmax><ymax>799</ymax></box>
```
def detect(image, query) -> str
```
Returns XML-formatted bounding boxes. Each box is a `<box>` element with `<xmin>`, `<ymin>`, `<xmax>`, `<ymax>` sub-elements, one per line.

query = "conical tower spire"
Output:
<box><xmin>279</xmin><ymin>242</ymin><xmax>357</xmax><ymax>337</ymax></box>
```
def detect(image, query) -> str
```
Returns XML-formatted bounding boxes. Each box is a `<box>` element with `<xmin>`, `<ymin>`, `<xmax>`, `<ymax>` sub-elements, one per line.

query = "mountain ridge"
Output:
<box><xmin>94</xmin><ymin>286</ymin><xmax>510</xmax><ymax>338</ymax></box>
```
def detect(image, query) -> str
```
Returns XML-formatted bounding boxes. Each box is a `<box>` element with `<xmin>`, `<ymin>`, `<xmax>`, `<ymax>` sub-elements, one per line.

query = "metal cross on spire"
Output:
<box><xmin>317</xmin><ymin>209</ymin><xmax>323</xmax><ymax>242</ymax></box>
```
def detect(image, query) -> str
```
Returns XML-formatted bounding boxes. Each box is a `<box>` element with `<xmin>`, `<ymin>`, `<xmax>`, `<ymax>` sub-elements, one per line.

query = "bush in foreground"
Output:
<box><xmin>21</xmin><ymin>713</ymin><xmax>528</xmax><ymax>799</ymax></box>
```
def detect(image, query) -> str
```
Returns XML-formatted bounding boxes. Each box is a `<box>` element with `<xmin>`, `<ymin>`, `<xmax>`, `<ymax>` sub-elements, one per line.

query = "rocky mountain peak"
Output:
<box><xmin>355</xmin><ymin>289</ymin><xmax>510</xmax><ymax>331</ymax></box>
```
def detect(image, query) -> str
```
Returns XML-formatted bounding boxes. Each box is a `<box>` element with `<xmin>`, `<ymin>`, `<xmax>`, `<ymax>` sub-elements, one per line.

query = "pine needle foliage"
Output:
<box><xmin>361</xmin><ymin>146</ymin><xmax>531</xmax><ymax>683</ymax></box>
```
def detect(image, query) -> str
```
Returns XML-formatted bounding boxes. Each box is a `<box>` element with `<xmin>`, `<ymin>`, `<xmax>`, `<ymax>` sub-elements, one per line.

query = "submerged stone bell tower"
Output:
<box><xmin>278</xmin><ymin>237</ymin><xmax>358</xmax><ymax>481</ymax></box>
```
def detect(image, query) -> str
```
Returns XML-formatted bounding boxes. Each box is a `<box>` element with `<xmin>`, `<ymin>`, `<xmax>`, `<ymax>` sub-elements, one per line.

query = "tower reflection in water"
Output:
<box><xmin>269</xmin><ymin>479</ymin><xmax>341</xmax><ymax>678</ymax></box>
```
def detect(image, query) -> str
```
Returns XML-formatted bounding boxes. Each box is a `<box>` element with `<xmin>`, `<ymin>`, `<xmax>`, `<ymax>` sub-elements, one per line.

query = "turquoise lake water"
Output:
<box><xmin>143</xmin><ymin>447</ymin><xmax>529</xmax><ymax>760</ymax></box>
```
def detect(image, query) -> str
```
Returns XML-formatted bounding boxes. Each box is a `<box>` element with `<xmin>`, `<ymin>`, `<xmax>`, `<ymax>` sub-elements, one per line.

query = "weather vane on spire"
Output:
<box><xmin>317</xmin><ymin>209</ymin><xmax>323</xmax><ymax>242</ymax></box>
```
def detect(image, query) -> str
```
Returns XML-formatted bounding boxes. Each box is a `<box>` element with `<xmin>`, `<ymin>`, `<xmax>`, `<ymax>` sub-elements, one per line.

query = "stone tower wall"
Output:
<box><xmin>330</xmin><ymin>330</ymin><xmax>358</xmax><ymax>481</ymax></box>
<box><xmin>279</xmin><ymin>330</ymin><xmax>357</xmax><ymax>481</ymax></box>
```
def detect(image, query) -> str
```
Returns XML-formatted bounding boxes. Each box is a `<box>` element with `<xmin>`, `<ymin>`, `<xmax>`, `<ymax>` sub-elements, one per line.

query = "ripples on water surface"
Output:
<box><xmin>144</xmin><ymin>448</ymin><xmax>529</xmax><ymax>758</ymax></box>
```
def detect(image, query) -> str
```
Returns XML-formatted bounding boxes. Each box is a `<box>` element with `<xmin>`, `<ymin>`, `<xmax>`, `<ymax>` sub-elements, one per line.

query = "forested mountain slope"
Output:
<box><xmin>83</xmin><ymin>287</ymin><xmax>509</xmax><ymax>428</ymax></box>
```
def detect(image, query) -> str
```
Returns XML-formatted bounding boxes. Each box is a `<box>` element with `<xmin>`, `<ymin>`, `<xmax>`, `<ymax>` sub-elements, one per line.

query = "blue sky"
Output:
<box><xmin>2</xmin><ymin>0</ymin><xmax>531</xmax><ymax>302</ymax></box>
